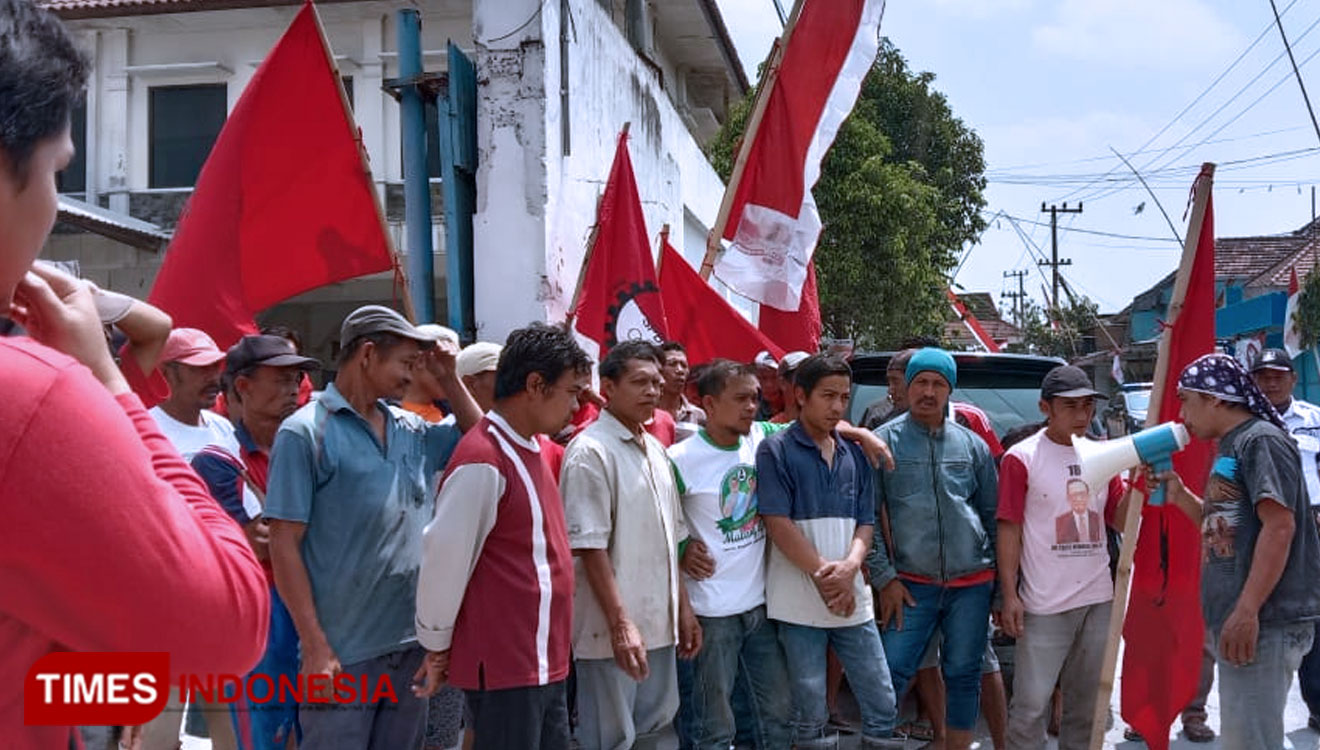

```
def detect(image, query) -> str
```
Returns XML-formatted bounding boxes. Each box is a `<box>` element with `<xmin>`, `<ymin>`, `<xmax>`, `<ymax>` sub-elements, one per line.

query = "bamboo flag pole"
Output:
<box><xmin>700</xmin><ymin>0</ymin><xmax>806</xmax><ymax>281</ymax></box>
<box><xmin>567</xmin><ymin>122</ymin><xmax>630</xmax><ymax>323</ymax></box>
<box><xmin>656</xmin><ymin>223</ymin><xmax>670</xmax><ymax>275</ymax></box>
<box><xmin>1088</xmin><ymin>162</ymin><xmax>1216</xmax><ymax>750</ymax></box>
<box><xmin>308</xmin><ymin>2</ymin><xmax>417</xmax><ymax>323</ymax></box>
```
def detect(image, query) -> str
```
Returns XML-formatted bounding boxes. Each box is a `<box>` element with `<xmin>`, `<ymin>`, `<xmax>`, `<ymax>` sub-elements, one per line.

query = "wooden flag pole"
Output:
<box><xmin>567</xmin><ymin>122</ymin><xmax>630</xmax><ymax>323</ymax></box>
<box><xmin>1087</xmin><ymin>162</ymin><xmax>1216</xmax><ymax>750</ymax></box>
<box><xmin>700</xmin><ymin>0</ymin><xmax>806</xmax><ymax>281</ymax></box>
<box><xmin>308</xmin><ymin>2</ymin><xmax>417</xmax><ymax>323</ymax></box>
<box><xmin>655</xmin><ymin>223</ymin><xmax>670</xmax><ymax>275</ymax></box>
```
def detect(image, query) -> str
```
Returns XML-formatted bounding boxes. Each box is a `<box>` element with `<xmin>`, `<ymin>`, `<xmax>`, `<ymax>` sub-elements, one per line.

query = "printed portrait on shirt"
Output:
<box><xmin>1055</xmin><ymin>477</ymin><xmax>1103</xmax><ymax>545</ymax></box>
<box><xmin>1203</xmin><ymin>456</ymin><xmax>1243</xmax><ymax>563</ymax></box>
<box><xmin>717</xmin><ymin>464</ymin><xmax>763</xmax><ymax>542</ymax></box>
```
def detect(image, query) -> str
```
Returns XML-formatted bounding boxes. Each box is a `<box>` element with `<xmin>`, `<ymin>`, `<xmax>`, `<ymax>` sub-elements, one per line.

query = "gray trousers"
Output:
<box><xmin>574</xmin><ymin>646</ymin><xmax>679</xmax><ymax>750</ymax></box>
<box><xmin>1213</xmin><ymin>621</ymin><xmax>1313</xmax><ymax>750</ymax></box>
<box><xmin>1006</xmin><ymin>601</ymin><xmax>1110</xmax><ymax>750</ymax></box>
<box><xmin>299</xmin><ymin>645</ymin><xmax>429</xmax><ymax>750</ymax></box>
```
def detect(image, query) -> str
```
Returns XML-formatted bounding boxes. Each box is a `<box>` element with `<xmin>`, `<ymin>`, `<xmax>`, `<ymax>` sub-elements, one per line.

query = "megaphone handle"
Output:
<box><xmin>1148</xmin><ymin>457</ymin><xmax>1172</xmax><ymax>507</ymax></box>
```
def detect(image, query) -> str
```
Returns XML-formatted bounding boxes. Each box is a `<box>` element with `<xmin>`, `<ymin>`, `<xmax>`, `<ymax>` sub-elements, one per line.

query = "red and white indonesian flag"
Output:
<box><xmin>713</xmin><ymin>0</ymin><xmax>885</xmax><ymax>311</ymax></box>
<box><xmin>1285</xmin><ymin>266</ymin><xmax>1304</xmax><ymax>357</ymax></box>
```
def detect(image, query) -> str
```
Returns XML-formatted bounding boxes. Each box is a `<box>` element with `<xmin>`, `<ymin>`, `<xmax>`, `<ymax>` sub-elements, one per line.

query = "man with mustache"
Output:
<box><xmin>871</xmin><ymin>348</ymin><xmax>999</xmax><ymax>750</ymax></box>
<box><xmin>265</xmin><ymin>305</ymin><xmax>482</xmax><ymax>749</ymax></box>
<box><xmin>150</xmin><ymin>327</ymin><xmax>239</xmax><ymax>461</ymax></box>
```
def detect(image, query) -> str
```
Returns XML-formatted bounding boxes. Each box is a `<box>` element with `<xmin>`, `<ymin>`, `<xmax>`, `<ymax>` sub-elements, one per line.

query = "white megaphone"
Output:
<box><xmin>1072</xmin><ymin>423</ymin><xmax>1191</xmax><ymax>506</ymax></box>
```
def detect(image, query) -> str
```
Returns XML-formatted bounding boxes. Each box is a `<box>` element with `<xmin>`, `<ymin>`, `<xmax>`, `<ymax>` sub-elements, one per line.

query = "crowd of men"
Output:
<box><xmin>5</xmin><ymin>2</ymin><xmax>1320</xmax><ymax>750</ymax></box>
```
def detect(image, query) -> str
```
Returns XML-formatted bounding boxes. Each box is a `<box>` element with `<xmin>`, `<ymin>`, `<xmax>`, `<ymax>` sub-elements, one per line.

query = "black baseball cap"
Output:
<box><xmin>1041</xmin><ymin>365</ymin><xmax>1107</xmax><ymax>400</ymax></box>
<box><xmin>339</xmin><ymin>304</ymin><xmax>435</xmax><ymax>347</ymax></box>
<box><xmin>226</xmin><ymin>335</ymin><xmax>320</xmax><ymax>374</ymax></box>
<box><xmin>1251</xmin><ymin>348</ymin><xmax>1295</xmax><ymax>373</ymax></box>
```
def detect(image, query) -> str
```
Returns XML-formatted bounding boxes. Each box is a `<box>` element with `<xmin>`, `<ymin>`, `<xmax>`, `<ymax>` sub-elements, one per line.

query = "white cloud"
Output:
<box><xmin>980</xmin><ymin>111</ymin><xmax>1155</xmax><ymax>171</ymax></box>
<box><xmin>714</xmin><ymin>0</ymin><xmax>783</xmax><ymax>81</ymax></box>
<box><xmin>1032</xmin><ymin>0</ymin><xmax>1242</xmax><ymax>70</ymax></box>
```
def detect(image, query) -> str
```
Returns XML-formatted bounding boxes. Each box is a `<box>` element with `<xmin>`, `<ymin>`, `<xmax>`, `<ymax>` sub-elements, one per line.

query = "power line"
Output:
<box><xmin>985</xmin><ymin>126</ymin><xmax>1307</xmax><ymax>173</ymax></box>
<box><xmin>982</xmin><ymin>211</ymin><xmax>1179</xmax><ymax>242</ymax></box>
<box><xmin>1270</xmin><ymin>0</ymin><xmax>1320</xmax><ymax>144</ymax></box>
<box><xmin>1052</xmin><ymin>0</ymin><xmax>1300</xmax><ymax>203</ymax></box>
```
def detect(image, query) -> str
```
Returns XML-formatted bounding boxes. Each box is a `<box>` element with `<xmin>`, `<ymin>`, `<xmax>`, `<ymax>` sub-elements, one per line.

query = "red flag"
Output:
<box><xmin>148</xmin><ymin>2</ymin><xmax>395</xmax><ymax>349</ymax></box>
<box><xmin>1121</xmin><ymin>166</ymin><xmax>1215</xmax><ymax>750</ymax></box>
<box><xmin>947</xmin><ymin>289</ymin><xmax>1001</xmax><ymax>353</ymax></box>
<box><xmin>712</xmin><ymin>0</ymin><xmax>885</xmax><ymax>310</ymax></box>
<box><xmin>571</xmin><ymin>130</ymin><xmax>668</xmax><ymax>363</ymax></box>
<box><xmin>758</xmin><ymin>261</ymin><xmax>821</xmax><ymax>353</ymax></box>
<box><xmin>659</xmin><ymin>242</ymin><xmax>783</xmax><ymax>365</ymax></box>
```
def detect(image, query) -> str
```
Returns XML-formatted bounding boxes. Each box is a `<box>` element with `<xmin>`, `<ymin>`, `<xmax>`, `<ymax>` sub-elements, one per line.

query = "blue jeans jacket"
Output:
<box><xmin>868</xmin><ymin>414</ymin><xmax>999</xmax><ymax>589</ymax></box>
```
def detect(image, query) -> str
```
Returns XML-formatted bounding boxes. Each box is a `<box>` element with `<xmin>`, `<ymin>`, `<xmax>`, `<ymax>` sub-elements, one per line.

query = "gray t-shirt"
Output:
<box><xmin>1201</xmin><ymin>417</ymin><xmax>1320</xmax><ymax>629</ymax></box>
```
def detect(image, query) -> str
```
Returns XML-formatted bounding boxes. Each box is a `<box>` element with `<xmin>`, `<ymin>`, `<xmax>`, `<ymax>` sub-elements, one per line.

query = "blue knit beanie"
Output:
<box><xmin>906</xmin><ymin>347</ymin><xmax>957</xmax><ymax>389</ymax></box>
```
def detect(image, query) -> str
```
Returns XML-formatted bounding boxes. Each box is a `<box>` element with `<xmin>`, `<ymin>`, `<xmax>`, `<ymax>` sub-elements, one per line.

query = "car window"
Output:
<box><xmin>1125</xmin><ymin>391</ymin><xmax>1151</xmax><ymax>411</ymax></box>
<box><xmin>849</xmin><ymin>383</ymin><xmax>1044</xmax><ymax>438</ymax></box>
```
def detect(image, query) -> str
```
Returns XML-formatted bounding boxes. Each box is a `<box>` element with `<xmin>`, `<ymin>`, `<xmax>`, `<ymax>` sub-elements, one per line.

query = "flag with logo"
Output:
<box><xmin>148</xmin><ymin>2</ymin><xmax>398</xmax><ymax>349</ymax></box>
<box><xmin>711</xmin><ymin>0</ymin><xmax>885</xmax><ymax>311</ymax></box>
<box><xmin>1285</xmin><ymin>266</ymin><xmax>1304</xmax><ymax>357</ymax></box>
<box><xmin>570</xmin><ymin>129</ymin><xmax>668</xmax><ymax>364</ymax></box>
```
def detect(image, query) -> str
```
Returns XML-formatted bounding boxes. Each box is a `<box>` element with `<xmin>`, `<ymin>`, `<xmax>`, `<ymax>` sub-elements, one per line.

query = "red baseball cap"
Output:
<box><xmin>160</xmin><ymin>328</ymin><xmax>226</xmax><ymax>367</ymax></box>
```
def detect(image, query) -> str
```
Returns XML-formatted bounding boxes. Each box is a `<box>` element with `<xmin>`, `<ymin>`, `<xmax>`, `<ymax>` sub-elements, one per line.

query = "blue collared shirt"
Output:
<box><xmin>265</xmin><ymin>382</ymin><xmax>460</xmax><ymax>665</ymax></box>
<box><xmin>756</xmin><ymin>421</ymin><xmax>876</xmax><ymax>627</ymax></box>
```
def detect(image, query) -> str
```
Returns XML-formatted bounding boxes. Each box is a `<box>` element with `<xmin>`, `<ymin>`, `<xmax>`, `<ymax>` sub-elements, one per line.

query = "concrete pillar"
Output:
<box><xmin>98</xmin><ymin>28</ymin><xmax>131</xmax><ymax>214</ymax></box>
<box><xmin>471</xmin><ymin>0</ymin><xmax>552</xmax><ymax>340</ymax></box>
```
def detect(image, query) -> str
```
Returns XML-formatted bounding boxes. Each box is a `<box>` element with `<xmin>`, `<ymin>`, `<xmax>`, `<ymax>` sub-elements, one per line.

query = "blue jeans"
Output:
<box><xmin>779</xmin><ymin>621</ymin><xmax>898</xmax><ymax>745</ymax></box>
<box><xmin>880</xmin><ymin>581</ymin><xmax>992</xmax><ymax>731</ymax></box>
<box><xmin>1213</xmin><ymin>621</ymin><xmax>1313</xmax><ymax>749</ymax></box>
<box><xmin>686</xmin><ymin>606</ymin><xmax>793</xmax><ymax>750</ymax></box>
<box><xmin>1299</xmin><ymin>620</ymin><xmax>1320</xmax><ymax>720</ymax></box>
<box><xmin>229</xmin><ymin>585</ymin><xmax>301</xmax><ymax>750</ymax></box>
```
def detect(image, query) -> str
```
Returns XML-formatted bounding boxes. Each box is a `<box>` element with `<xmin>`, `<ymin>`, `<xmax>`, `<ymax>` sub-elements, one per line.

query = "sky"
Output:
<box><xmin>714</xmin><ymin>0</ymin><xmax>1320</xmax><ymax>315</ymax></box>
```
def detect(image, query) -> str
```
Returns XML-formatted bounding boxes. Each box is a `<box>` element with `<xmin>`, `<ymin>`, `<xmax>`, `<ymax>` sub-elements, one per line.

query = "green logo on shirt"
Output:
<box><xmin>718</xmin><ymin>464</ymin><xmax>760</xmax><ymax>540</ymax></box>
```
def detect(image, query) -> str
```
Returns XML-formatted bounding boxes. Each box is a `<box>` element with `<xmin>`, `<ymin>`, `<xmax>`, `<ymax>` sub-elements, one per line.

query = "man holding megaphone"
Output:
<box><xmin>996</xmin><ymin>365</ymin><xmax>1134</xmax><ymax>749</ymax></box>
<box><xmin>1153</xmin><ymin>353</ymin><xmax>1320</xmax><ymax>750</ymax></box>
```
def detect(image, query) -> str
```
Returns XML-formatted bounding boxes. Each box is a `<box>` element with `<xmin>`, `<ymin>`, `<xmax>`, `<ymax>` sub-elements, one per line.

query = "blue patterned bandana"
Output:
<box><xmin>1178</xmin><ymin>353</ymin><xmax>1285</xmax><ymax>429</ymax></box>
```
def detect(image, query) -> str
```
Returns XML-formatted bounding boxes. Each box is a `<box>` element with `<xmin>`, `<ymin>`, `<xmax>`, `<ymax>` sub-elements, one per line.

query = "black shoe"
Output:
<box><xmin>1123</xmin><ymin>727</ymin><xmax>1145</xmax><ymax>743</ymax></box>
<box><xmin>1309</xmin><ymin>714</ymin><xmax>1320</xmax><ymax>733</ymax></box>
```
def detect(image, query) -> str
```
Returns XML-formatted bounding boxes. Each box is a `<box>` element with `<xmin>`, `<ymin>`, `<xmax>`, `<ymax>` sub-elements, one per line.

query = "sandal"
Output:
<box><xmin>897</xmin><ymin>720</ymin><xmax>936</xmax><ymax>742</ymax></box>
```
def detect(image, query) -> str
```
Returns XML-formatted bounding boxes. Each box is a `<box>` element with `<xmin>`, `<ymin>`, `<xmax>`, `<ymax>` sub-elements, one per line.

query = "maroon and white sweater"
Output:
<box><xmin>416</xmin><ymin>412</ymin><xmax>573</xmax><ymax>690</ymax></box>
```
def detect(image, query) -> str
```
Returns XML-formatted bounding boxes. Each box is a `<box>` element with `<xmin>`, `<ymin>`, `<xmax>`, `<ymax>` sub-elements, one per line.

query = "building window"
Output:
<box><xmin>57</xmin><ymin>101</ymin><xmax>87</xmax><ymax>194</ymax></box>
<box><xmin>149</xmin><ymin>84</ymin><xmax>227</xmax><ymax>189</ymax></box>
<box><xmin>341</xmin><ymin>76</ymin><xmax>354</xmax><ymax>110</ymax></box>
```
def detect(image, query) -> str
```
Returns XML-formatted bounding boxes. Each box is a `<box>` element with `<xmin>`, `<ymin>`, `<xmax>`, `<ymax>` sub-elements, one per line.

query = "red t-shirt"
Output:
<box><xmin>997</xmin><ymin>428</ymin><xmax>1124</xmax><ymax>615</ymax></box>
<box><xmin>0</xmin><ymin>337</ymin><xmax>270</xmax><ymax>748</ymax></box>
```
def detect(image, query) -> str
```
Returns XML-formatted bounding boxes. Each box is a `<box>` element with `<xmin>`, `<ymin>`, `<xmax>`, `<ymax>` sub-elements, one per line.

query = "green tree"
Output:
<box><xmin>707</xmin><ymin>40</ymin><xmax>987</xmax><ymax>347</ymax></box>
<box><xmin>1017</xmin><ymin>297</ymin><xmax>1099</xmax><ymax>359</ymax></box>
<box><xmin>1293</xmin><ymin>269</ymin><xmax>1320</xmax><ymax>350</ymax></box>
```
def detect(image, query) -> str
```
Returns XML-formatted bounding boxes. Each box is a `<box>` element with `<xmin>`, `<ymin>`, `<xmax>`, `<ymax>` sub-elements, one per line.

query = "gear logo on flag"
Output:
<box><xmin>605</xmin><ymin>282</ymin><xmax>663</xmax><ymax>347</ymax></box>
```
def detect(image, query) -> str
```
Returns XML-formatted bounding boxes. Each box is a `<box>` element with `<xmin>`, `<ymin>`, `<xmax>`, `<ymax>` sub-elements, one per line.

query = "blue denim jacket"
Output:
<box><xmin>868</xmin><ymin>413</ymin><xmax>999</xmax><ymax>589</ymax></box>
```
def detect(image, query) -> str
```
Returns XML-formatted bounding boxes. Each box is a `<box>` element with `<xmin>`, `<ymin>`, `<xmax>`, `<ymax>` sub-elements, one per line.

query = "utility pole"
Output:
<box><xmin>1002</xmin><ymin>269</ymin><xmax>1028</xmax><ymax>328</ymax></box>
<box><xmin>1040</xmin><ymin>201</ymin><xmax>1082</xmax><ymax>311</ymax></box>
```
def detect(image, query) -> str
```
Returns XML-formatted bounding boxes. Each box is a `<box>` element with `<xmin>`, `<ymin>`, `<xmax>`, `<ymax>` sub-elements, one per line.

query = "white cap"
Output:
<box><xmin>416</xmin><ymin>324</ymin><xmax>459</xmax><ymax>348</ymax></box>
<box><xmin>753</xmin><ymin>350</ymin><xmax>777</xmax><ymax>369</ymax></box>
<box><xmin>456</xmin><ymin>341</ymin><xmax>502</xmax><ymax>379</ymax></box>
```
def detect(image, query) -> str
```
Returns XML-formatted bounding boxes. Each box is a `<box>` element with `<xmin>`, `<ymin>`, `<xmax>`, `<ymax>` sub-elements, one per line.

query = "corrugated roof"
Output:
<box><xmin>57</xmin><ymin>196</ymin><xmax>170</xmax><ymax>251</ymax></box>
<box><xmin>41</xmin><ymin>0</ymin><xmax>322</xmax><ymax>20</ymax></box>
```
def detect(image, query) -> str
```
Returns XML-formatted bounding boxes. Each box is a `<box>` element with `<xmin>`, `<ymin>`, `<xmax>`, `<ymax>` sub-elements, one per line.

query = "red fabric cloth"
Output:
<box><xmin>645</xmin><ymin>409</ymin><xmax>677</xmax><ymax>448</ymax></box>
<box><xmin>118</xmin><ymin>342</ymin><xmax>169</xmax><ymax>409</ymax></box>
<box><xmin>658</xmin><ymin>242</ymin><xmax>783</xmax><ymax>364</ymax></box>
<box><xmin>0</xmin><ymin>336</ymin><xmax>269</xmax><ymax>748</ymax></box>
<box><xmin>442</xmin><ymin>417</ymin><xmax>574</xmax><ymax>691</ymax></box>
<box><xmin>758</xmin><ymin>261</ymin><xmax>821</xmax><ymax>355</ymax></box>
<box><xmin>147</xmin><ymin>4</ymin><xmax>394</xmax><ymax>349</ymax></box>
<box><xmin>571</xmin><ymin>131</ymin><xmax>668</xmax><ymax>357</ymax></box>
<box><xmin>1121</xmin><ymin>173</ymin><xmax>1216</xmax><ymax>750</ymax></box>
<box><xmin>953</xmin><ymin>401</ymin><xmax>1004</xmax><ymax>459</ymax></box>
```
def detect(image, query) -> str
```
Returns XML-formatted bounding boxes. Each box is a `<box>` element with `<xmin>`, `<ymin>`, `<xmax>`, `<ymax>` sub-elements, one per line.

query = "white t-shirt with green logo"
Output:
<box><xmin>668</xmin><ymin>422</ymin><xmax>789</xmax><ymax>618</ymax></box>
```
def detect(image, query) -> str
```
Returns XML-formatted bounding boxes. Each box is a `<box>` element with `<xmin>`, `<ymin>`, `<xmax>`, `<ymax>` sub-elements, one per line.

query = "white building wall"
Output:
<box><xmin>473</xmin><ymin>0</ymin><xmax>730</xmax><ymax>342</ymax></box>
